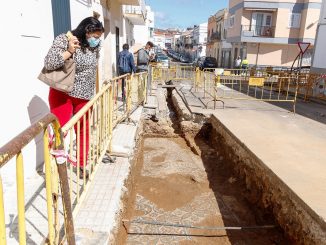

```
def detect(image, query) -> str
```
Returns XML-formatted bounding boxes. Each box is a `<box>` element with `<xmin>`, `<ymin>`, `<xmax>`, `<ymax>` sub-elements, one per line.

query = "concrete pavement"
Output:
<box><xmin>172</xmin><ymin>82</ymin><xmax>326</xmax><ymax>243</ymax></box>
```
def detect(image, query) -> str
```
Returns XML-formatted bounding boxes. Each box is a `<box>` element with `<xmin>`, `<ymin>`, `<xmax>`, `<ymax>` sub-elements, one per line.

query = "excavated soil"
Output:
<box><xmin>117</xmin><ymin>128</ymin><xmax>292</xmax><ymax>244</ymax></box>
<box><xmin>114</xmin><ymin>93</ymin><xmax>293</xmax><ymax>244</ymax></box>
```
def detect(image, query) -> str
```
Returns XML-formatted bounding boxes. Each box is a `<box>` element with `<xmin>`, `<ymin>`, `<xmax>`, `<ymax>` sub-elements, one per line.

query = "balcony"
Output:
<box><xmin>241</xmin><ymin>25</ymin><xmax>275</xmax><ymax>40</ymax></box>
<box><xmin>211</xmin><ymin>31</ymin><xmax>221</xmax><ymax>41</ymax></box>
<box><xmin>123</xmin><ymin>0</ymin><xmax>146</xmax><ymax>25</ymax></box>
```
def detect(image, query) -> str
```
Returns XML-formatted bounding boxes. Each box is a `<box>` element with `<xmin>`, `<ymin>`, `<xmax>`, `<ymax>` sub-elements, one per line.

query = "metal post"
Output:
<box><xmin>203</xmin><ymin>72</ymin><xmax>207</xmax><ymax>98</ymax></box>
<box><xmin>298</xmin><ymin>53</ymin><xmax>303</xmax><ymax>76</ymax></box>
<box><xmin>43</xmin><ymin>131</ymin><xmax>55</xmax><ymax>244</ymax></box>
<box><xmin>108</xmin><ymin>86</ymin><xmax>113</xmax><ymax>153</ymax></box>
<box><xmin>195</xmin><ymin>67</ymin><xmax>200</xmax><ymax>92</ymax></box>
<box><xmin>296</xmin><ymin>53</ymin><xmax>303</xmax><ymax>102</ymax></box>
<box><xmin>0</xmin><ymin>175</ymin><xmax>6</xmax><ymax>245</ymax></box>
<box><xmin>52</xmin><ymin>121</ymin><xmax>76</xmax><ymax>245</ymax></box>
<box><xmin>127</xmin><ymin>75</ymin><xmax>132</xmax><ymax>115</ymax></box>
<box><xmin>255</xmin><ymin>43</ymin><xmax>260</xmax><ymax>67</ymax></box>
<box><xmin>16</xmin><ymin>152</ymin><xmax>26</xmax><ymax>245</ymax></box>
<box><xmin>148</xmin><ymin>65</ymin><xmax>153</xmax><ymax>97</ymax></box>
<box><xmin>143</xmin><ymin>74</ymin><xmax>148</xmax><ymax>104</ymax></box>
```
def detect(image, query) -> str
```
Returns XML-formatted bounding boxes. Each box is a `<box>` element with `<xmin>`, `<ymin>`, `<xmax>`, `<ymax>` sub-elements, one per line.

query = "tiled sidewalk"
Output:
<box><xmin>74</xmin><ymin>157</ymin><xmax>130</xmax><ymax>244</ymax></box>
<box><xmin>73</xmin><ymin>106</ymin><xmax>144</xmax><ymax>244</ymax></box>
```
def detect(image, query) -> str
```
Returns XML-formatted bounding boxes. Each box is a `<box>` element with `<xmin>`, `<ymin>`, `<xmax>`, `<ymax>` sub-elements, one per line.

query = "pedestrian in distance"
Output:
<box><xmin>234</xmin><ymin>56</ymin><xmax>242</xmax><ymax>75</ymax></box>
<box><xmin>136</xmin><ymin>41</ymin><xmax>155</xmax><ymax>73</ymax></box>
<box><xmin>43</xmin><ymin>16</ymin><xmax>104</xmax><ymax>179</ymax></box>
<box><xmin>241</xmin><ymin>57</ymin><xmax>249</xmax><ymax>70</ymax></box>
<box><xmin>118</xmin><ymin>43</ymin><xmax>136</xmax><ymax>101</ymax></box>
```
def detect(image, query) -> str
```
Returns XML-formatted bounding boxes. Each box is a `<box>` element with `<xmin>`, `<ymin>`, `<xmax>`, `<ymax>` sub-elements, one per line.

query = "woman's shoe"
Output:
<box><xmin>79</xmin><ymin>167</ymin><xmax>89</xmax><ymax>179</ymax></box>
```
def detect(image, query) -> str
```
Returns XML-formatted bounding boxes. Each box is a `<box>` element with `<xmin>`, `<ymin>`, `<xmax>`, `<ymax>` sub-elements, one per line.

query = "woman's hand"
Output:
<box><xmin>67</xmin><ymin>35</ymin><xmax>80</xmax><ymax>54</ymax></box>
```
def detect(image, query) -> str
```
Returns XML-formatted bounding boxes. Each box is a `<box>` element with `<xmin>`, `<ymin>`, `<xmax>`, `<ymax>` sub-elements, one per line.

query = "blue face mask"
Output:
<box><xmin>87</xmin><ymin>37</ymin><xmax>100</xmax><ymax>48</ymax></box>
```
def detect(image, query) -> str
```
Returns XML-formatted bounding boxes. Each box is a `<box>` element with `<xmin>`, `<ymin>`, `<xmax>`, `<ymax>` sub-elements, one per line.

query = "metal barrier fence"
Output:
<box><xmin>151</xmin><ymin>63</ymin><xmax>325</xmax><ymax>108</ymax></box>
<box><xmin>60</xmin><ymin>72</ymin><xmax>147</xmax><ymax>241</ymax></box>
<box><xmin>196</xmin><ymin>68</ymin><xmax>299</xmax><ymax>112</ymax></box>
<box><xmin>151</xmin><ymin>64</ymin><xmax>195</xmax><ymax>83</ymax></box>
<box><xmin>0</xmin><ymin>72</ymin><xmax>147</xmax><ymax>244</ymax></box>
<box><xmin>0</xmin><ymin>114</ymin><xmax>75</xmax><ymax>245</ymax></box>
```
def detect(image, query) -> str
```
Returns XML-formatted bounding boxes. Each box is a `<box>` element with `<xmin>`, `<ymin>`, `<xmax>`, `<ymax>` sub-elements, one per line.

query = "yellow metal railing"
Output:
<box><xmin>0</xmin><ymin>114</ymin><xmax>75</xmax><ymax>245</ymax></box>
<box><xmin>60</xmin><ymin>72</ymin><xmax>147</xmax><ymax>233</ymax></box>
<box><xmin>0</xmin><ymin>72</ymin><xmax>147</xmax><ymax>244</ymax></box>
<box><xmin>196</xmin><ymin>68</ymin><xmax>300</xmax><ymax>112</ymax></box>
<box><xmin>151</xmin><ymin>64</ymin><xmax>325</xmax><ymax>103</ymax></box>
<box><xmin>151</xmin><ymin>64</ymin><xmax>195</xmax><ymax>84</ymax></box>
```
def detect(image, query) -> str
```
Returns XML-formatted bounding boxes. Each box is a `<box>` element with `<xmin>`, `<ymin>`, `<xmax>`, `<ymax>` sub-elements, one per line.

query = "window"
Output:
<box><xmin>251</xmin><ymin>12</ymin><xmax>273</xmax><ymax>36</ymax></box>
<box><xmin>288</xmin><ymin>13</ymin><xmax>301</xmax><ymax>28</ymax></box>
<box><xmin>265</xmin><ymin>15</ymin><xmax>272</xmax><ymax>26</ymax></box>
<box><xmin>251</xmin><ymin>13</ymin><xmax>272</xmax><ymax>27</ymax></box>
<box><xmin>229</xmin><ymin>15</ymin><xmax>235</xmax><ymax>28</ymax></box>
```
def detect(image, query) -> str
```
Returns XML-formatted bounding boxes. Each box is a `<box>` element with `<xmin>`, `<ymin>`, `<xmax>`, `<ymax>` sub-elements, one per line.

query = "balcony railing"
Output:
<box><xmin>241</xmin><ymin>25</ymin><xmax>275</xmax><ymax>38</ymax></box>
<box><xmin>211</xmin><ymin>31</ymin><xmax>221</xmax><ymax>41</ymax></box>
<box><xmin>123</xmin><ymin>1</ymin><xmax>147</xmax><ymax>25</ymax></box>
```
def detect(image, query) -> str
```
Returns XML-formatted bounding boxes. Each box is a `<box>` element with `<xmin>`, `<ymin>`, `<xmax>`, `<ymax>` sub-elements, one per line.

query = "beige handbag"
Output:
<box><xmin>38</xmin><ymin>58</ymin><xmax>76</xmax><ymax>93</ymax></box>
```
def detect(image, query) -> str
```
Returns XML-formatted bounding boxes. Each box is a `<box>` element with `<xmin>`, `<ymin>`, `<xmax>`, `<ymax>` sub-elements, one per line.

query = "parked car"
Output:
<box><xmin>194</xmin><ymin>56</ymin><xmax>218</xmax><ymax>70</ymax></box>
<box><xmin>179</xmin><ymin>55</ymin><xmax>191</xmax><ymax>63</ymax></box>
<box><xmin>155</xmin><ymin>53</ymin><xmax>169</xmax><ymax>68</ymax></box>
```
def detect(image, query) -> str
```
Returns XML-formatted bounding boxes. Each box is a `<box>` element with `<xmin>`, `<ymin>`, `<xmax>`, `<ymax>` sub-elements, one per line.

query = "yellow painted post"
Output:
<box><xmin>83</xmin><ymin>115</ymin><xmax>86</xmax><ymax>186</ymax></box>
<box><xmin>16</xmin><ymin>152</ymin><xmax>26</xmax><ymax>245</ymax></box>
<box><xmin>108</xmin><ymin>86</ymin><xmax>113</xmax><ymax>152</ymax></box>
<box><xmin>77</xmin><ymin>123</ymin><xmax>80</xmax><ymax>202</ymax></box>
<box><xmin>127</xmin><ymin>75</ymin><xmax>132</xmax><ymax>113</ymax></box>
<box><xmin>69</xmin><ymin>130</ymin><xmax>73</xmax><ymax>199</ymax></box>
<box><xmin>43</xmin><ymin>131</ymin><xmax>55</xmax><ymax>244</ymax></box>
<box><xmin>144</xmin><ymin>74</ymin><xmax>147</xmax><ymax>104</ymax></box>
<box><xmin>195</xmin><ymin>67</ymin><xmax>200</xmax><ymax>91</ymax></box>
<box><xmin>88</xmin><ymin>109</ymin><xmax>93</xmax><ymax>175</ymax></box>
<box><xmin>0</xmin><ymin>175</ymin><xmax>6</xmax><ymax>245</ymax></box>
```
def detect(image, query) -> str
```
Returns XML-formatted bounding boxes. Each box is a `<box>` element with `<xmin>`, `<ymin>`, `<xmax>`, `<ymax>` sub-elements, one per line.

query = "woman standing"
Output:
<box><xmin>44</xmin><ymin>17</ymin><xmax>104</xmax><ymax>178</ymax></box>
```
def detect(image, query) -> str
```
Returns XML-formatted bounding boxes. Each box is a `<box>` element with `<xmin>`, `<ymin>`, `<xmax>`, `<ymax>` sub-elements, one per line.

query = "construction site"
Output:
<box><xmin>1</xmin><ymin>65</ymin><xmax>326</xmax><ymax>244</ymax></box>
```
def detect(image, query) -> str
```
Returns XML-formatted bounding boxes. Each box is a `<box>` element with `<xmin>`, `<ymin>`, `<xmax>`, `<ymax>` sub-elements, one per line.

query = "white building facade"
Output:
<box><xmin>0</xmin><ymin>0</ymin><xmax>147</xmax><ymax>192</ymax></box>
<box><xmin>312</xmin><ymin>0</ymin><xmax>326</xmax><ymax>73</ymax></box>
<box><xmin>193</xmin><ymin>22</ymin><xmax>208</xmax><ymax>59</ymax></box>
<box><xmin>134</xmin><ymin>6</ymin><xmax>155</xmax><ymax>46</ymax></box>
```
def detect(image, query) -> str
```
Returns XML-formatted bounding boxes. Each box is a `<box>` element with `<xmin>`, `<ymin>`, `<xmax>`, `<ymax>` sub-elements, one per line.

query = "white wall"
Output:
<box><xmin>0</xmin><ymin>0</ymin><xmax>150</xmax><ymax>174</ymax></box>
<box><xmin>0</xmin><ymin>0</ymin><xmax>54</xmax><ymax>180</ymax></box>
<box><xmin>312</xmin><ymin>0</ymin><xmax>326</xmax><ymax>73</ymax></box>
<box><xmin>134</xmin><ymin>6</ymin><xmax>154</xmax><ymax>45</ymax></box>
<box><xmin>0</xmin><ymin>0</ymin><xmax>132</xmax><ymax>181</ymax></box>
<box><xmin>134</xmin><ymin>25</ymin><xmax>149</xmax><ymax>45</ymax></box>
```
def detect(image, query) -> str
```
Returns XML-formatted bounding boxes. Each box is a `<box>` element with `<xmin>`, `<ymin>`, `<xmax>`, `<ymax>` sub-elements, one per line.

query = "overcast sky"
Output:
<box><xmin>146</xmin><ymin>0</ymin><xmax>228</xmax><ymax>29</ymax></box>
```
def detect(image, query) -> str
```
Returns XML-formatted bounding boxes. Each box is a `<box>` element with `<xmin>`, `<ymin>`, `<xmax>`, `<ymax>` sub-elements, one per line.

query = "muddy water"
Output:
<box><xmin>119</xmin><ymin>135</ymin><xmax>291</xmax><ymax>245</ymax></box>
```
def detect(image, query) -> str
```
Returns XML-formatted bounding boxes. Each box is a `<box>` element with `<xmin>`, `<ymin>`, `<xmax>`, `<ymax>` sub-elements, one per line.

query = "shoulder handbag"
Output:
<box><xmin>38</xmin><ymin>57</ymin><xmax>75</xmax><ymax>93</ymax></box>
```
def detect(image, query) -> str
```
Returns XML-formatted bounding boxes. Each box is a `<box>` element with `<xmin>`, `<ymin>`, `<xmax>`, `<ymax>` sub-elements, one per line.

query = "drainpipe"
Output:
<box><xmin>255</xmin><ymin>43</ymin><xmax>260</xmax><ymax>67</ymax></box>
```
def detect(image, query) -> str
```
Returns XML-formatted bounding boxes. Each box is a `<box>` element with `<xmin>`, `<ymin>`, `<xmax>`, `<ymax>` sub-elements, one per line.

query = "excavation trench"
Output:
<box><xmin>115</xmin><ymin>90</ymin><xmax>292</xmax><ymax>244</ymax></box>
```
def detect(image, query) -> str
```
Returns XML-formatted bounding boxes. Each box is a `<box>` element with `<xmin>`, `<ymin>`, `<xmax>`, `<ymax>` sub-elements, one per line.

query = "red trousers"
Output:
<box><xmin>49</xmin><ymin>88</ymin><xmax>89</xmax><ymax>167</ymax></box>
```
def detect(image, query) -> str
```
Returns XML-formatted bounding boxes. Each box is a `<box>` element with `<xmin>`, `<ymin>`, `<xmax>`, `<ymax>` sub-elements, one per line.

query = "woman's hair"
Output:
<box><xmin>71</xmin><ymin>17</ymin><xmax>105</xmax><ymax>49</ymax></box>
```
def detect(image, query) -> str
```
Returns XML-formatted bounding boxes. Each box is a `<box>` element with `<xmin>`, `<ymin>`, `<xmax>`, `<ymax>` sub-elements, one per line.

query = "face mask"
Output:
<box><xmin>87</xmin><ymin>37</ymin><xmax>100</xmax><ymax>48</ymax></box>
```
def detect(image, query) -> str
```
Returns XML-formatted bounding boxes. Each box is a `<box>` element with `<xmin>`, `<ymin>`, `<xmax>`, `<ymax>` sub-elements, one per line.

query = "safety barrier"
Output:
<box><xmin>194</xmin><ymin>68</ymin><xmax>299</xmax><ymax>112</ymax></box>
<box><xmin>151</xmin><ymin>64</ymin><xmax>195</xmax><ymax>83</ymax></box>
<box><xmin>0</xmin><ymin>72</ymin><xmax>147</xmax><ymax>244</ymax></box>
<box><xmin>0</xmin><ymin>114</ymin><xmax>75</xmax><ymax>245</ymax></box>
<box><xmin>60</xmin><ymin>72</ymin><xmax>147</xmax><ymax>240</ymax></box>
